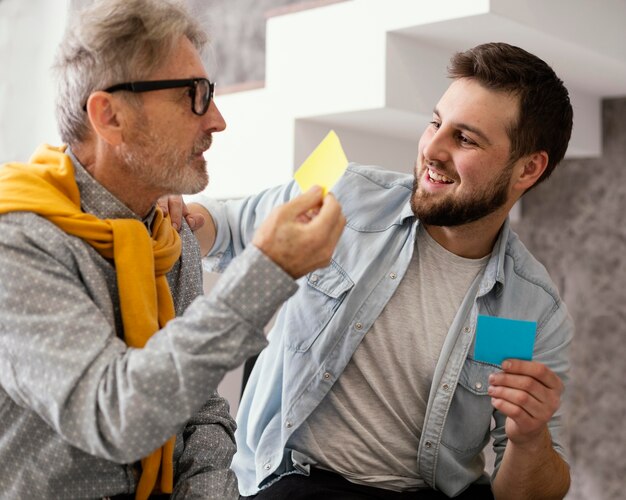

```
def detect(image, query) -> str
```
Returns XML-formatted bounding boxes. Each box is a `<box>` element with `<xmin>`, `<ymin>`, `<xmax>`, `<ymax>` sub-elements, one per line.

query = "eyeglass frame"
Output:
<box><xmin>82</xmin><ymin>78</ymin><xmax>215</xmax><ymax>115</ymax></box>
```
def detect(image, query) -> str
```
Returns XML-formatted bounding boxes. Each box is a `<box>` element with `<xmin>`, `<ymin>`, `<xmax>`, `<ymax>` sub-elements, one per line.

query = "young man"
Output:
<box><xmin>186</xmin><ymin>43</ymin><xmax>574</xmax><ymax>499</ymax></box>
<box><xmin>0</xmin><ymin>1</ymin><xmax>344</xmax><ymax>499</ymax></box>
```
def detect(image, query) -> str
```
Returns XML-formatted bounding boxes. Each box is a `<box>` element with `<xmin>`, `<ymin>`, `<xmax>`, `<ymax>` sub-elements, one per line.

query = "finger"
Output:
<box><xmin>282</xmin><ymin>186</ymin><xmax>324</xmax><ymax>218</ymax></box>
<box><xmin>168</xmin><ymin>197</ymin><xmax>184</xmax><ymax>230</ymax></box>
<box><xmin>186</xmin><ymin>213</ymin><xmax>206</xmax><ymax>231</ymax></box>
<box><xmin>489</xmin><ymin>372</ymin><xmax>552</xmax><ymax>402</ymax></box>
<box><xmin>502</xmin><ymin>360</ymin><xmax>562</xmax><ymax>391</ymax></box>
<box><xmin>309</xmin><ymin>194</ymin><xmax>343</xmax><ymax>229</ymax></box>
<box><xmin>157</xmin><ymin>198</ymin><xmax>169</xmax><ymax>216</ymax></box>
<box><xmin>323</xmin><ymin>197</ymin><xmax>346</xmax><ymax>245</ymax></box>
<box><xmin>488</xmin><ymin>384</ymin><xmax>544</xmax><ymax>419</ymax></box>
<box><xmin>491</xmin><ymin>396</ymin><xmax>536</xmax><ymax>425</ymax></box>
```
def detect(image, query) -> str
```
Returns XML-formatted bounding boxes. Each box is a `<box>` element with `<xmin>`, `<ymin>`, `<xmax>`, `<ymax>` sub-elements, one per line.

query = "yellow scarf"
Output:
<box><xmin>0</xmin><ymin>144</ymin><xmax>181</xmax><ymax>499</ymax></box>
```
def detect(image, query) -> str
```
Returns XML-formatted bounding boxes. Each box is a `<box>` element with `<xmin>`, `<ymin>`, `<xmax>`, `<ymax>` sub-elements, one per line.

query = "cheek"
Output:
<box><xmin>455</xmin><ymin>157</ymin><xmax>493</xmax><ymax>186</ymax></box>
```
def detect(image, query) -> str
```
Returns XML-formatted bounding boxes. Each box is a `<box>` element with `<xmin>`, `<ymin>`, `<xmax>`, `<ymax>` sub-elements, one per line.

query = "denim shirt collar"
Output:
<box><xmin>478</xmin><ymin>218</ymin><xmax>510</xmax><ymax>298</ymax></box>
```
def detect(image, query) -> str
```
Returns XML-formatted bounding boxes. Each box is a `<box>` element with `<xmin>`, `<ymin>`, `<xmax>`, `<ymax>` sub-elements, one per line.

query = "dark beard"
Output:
<box><xmin>410</xmin><ymin>162</ymin><xmax>513</xmax><ymax>226</ymax></box>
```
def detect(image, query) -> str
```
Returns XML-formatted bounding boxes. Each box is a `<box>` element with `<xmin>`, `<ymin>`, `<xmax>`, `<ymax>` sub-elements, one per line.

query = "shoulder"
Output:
<box><xmin>498</xmin><ymin>230</ymin><xmax>572</xmax><ymax>335</ymax></box>
<box><xmin>504</xmin><ymin>231</ymin><xmax>560</xmax><ymax>299</ymax></box>
<box><xmin>0</xmin><ymin>212</ymin><xmax>89</xmax><ymax>271</ymax></box>
<box><xmin>332</xmin><ymin>164</ymin><xmax>414</xmax><ymax>229</ymax></box>
<box><xmin>340</xmin><ymin>163</ymin><xmax>414</xmax><ymax>190</ymax></box>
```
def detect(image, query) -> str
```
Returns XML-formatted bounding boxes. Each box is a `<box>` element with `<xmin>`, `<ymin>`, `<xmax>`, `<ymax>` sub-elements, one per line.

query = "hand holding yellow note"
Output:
<box><xmin>294</xmin><ymin>130</ymin><xmax>348</xmax><ymax>195</ymax></box>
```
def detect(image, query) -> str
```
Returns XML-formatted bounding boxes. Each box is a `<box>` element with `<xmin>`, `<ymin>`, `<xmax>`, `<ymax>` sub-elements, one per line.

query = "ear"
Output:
<box><xmin>84</xmin><ymin>91</ymin><xmax>125</xmax><ymax>146</ymax></box>
<box><xmin>512</xmin><ymin>151</ymin><xmax>549</xmax><ymax>192</ymax></box>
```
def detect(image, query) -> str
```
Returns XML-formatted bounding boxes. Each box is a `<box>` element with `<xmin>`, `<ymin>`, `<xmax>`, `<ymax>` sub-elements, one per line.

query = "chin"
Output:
<box><xmin>182</xmin><ymin>173</ymin><xmax>209</xmax><ymax>195</ymax></box>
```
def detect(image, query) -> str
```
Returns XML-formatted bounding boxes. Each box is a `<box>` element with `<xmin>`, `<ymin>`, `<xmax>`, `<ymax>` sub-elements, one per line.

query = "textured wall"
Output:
<box><xmin>513</xmin><ymin>97</ymin><xmax>626</xmax><ymax>500</ymax></box>
<box><xmin>189</xmin><ymin>0</ymin><xmax>310</xmax><ymax>86</ymax></box>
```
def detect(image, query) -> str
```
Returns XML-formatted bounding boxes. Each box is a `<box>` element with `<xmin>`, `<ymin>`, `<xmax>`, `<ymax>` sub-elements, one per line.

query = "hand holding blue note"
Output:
<box><xmin>474</xmin><ymin>315</ymin><xmax>536</xmax><ymax>366</ymax></box>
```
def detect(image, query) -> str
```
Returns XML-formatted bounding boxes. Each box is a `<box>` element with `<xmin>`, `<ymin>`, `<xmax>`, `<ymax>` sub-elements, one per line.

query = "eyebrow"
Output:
<box><xmin>433</xmin><ymin>107</ymin><xmax>492</xmax><ymax>146</ymax></box>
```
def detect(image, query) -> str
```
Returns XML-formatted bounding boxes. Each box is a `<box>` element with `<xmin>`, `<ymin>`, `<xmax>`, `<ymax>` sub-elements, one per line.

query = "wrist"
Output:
<box><xmin>508</xmin><ymin>425</ymin><xmax>552</xmax><ymax>454</ymax></box>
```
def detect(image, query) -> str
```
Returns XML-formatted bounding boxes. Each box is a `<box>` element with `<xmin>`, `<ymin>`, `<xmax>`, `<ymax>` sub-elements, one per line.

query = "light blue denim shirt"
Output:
<box><xmin>198</xmin><ymin>164</ymin><xmax>573</xmax><ymax>497</ymax></box>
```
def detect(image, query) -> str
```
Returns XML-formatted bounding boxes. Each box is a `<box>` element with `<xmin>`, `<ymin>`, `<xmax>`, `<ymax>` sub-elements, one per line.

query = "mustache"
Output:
<box><xmin>192</xmin><ymin>135</ymin><xmax>213</xmax><ymax>155</ymax></box>
<box><xmin>420</xmin><ymin>158</ymin><xmax>455</xmax><ymax>178</ymax></box>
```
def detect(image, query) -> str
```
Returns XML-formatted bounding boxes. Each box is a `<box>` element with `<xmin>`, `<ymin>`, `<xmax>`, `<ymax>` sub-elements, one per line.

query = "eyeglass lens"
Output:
<box><xmin>194</xmin><ymin>79</ymin><xmax>212</xmax><ymax>115</ymax></box>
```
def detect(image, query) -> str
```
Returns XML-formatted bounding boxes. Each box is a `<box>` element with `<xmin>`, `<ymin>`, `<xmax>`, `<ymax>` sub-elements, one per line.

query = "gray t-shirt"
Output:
<box><xmin>288</xmin><ymin>224</ymin><xmax>489</xmax><ymax>491</ymax></box>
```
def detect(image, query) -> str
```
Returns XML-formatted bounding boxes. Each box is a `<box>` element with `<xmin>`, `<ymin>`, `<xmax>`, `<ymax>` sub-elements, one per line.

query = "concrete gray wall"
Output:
<box><xmin>513</xmin><ymin>97</ymin><xmax>626</xmax><ymax>500</ymax></box>
<box><xmin>189</xmin><ymin>0</ymin><xmax>312</xmax><ymax>86</ymax></box>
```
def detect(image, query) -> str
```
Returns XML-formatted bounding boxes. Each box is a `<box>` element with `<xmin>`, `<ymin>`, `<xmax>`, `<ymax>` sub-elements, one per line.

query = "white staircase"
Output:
<box><xmin>201</xmin><ymin>0</ymin><xmax>626</xmax><ymax>200</ymax></box>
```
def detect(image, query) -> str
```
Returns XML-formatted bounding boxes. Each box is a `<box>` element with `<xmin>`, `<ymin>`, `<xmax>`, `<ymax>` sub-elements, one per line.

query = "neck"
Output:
<box><xmin>423</xmin><ymin>209</ymin><xmax>509</xmax><ymax>259</ymax></box>
<box><xmin>71</xmin><ymin>142</ymin><xmax>159</xmax><ymax>218</ymax></box>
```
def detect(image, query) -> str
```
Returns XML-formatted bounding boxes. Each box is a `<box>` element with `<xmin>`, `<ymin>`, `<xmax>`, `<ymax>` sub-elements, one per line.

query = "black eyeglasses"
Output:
<box><xmin>84</xmin><ymin>78</ymin><xmax>215</xmax><ymax>115</ymax></box>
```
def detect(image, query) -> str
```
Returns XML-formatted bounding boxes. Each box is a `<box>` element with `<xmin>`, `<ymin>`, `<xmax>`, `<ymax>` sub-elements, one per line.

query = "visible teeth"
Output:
<box><xmin>428</xmin><ymin>169</ymin><xmax>453</xmax><ymax>183</ymax></box>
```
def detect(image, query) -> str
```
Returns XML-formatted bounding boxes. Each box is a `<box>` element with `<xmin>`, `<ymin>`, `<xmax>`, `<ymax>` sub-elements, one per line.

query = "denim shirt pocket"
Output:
<box><xmin>440</xmin><ymin>358</ymin><xmax>498</xmax><ymax>454</ymax></box>
<box><xmin>285</xmin><ymin>260</ymin><xmax>354</xmax><ymax>353</ymax></box>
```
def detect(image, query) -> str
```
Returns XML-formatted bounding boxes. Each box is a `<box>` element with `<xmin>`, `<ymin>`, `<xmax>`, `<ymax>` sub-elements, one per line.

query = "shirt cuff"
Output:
<box><xmin>208</xmin><ymin>245</ymin><xmax>298</xmax><ymax>329</ymax></box>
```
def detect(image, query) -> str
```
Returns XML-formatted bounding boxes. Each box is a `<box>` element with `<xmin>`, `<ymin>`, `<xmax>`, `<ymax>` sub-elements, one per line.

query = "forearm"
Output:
<box><xmin>1</xmin><ymin>219</ymin><xmax>296</xmax><ymax>463</ymax></box>
<box><xmin>187</xmin><ymin>180</ymin><xmax>300</xmax><ymax>265</ymax></box>
<box><xmin>492</xmin><ymin>426</ymin><xmax>570</xmax><ymax>500</ymax></box>
<box><xmin>172</xmin><ymin>393</ymin><xmax>238</xmax><ymax>499</ymax></box>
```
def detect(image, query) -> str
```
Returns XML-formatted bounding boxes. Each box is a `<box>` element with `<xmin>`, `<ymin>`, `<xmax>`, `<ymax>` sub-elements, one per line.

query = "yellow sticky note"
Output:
<box><xmin>294</xmin><ymin>130</ymin><xmax>348</xmax><ymax>195</ymax></box>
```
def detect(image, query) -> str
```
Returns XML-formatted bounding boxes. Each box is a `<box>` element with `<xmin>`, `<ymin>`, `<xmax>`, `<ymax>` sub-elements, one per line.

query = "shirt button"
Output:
<box><xmin>389</xmin><ymin>272</ymin><xmax>397</xmax><ymax>279</ymax></box>
<box><xmin>442</xmin><ymin>383</ymin><xmax>450</xmax><ymax>392</ymax></box>
<box><xmin>264</xmin><ymin>463</ymin><xmax>271</xmax><ymax>470</ymax></box>
<box><xmin>463</xmin><ymin>326</ymin><xmax>470</xmax><ymax>333</ymax></box>
<box><xmin>475</xmin><ymin>382</ymin><xmax>483</xmax><ymax>390</ymax></box>
<box><xmin>310</xmin><ymin>274</ymin><xmax>319</xmax><ymax>283</ymax></box>
<box><xmin>323</xmin><ymin>372</ymin><xmax>331</xmax><ymax>380</ymax></box>
<box><xmin>424</xmin><ymin>441</ymin><xmax>432</xmax><ymax>448</ymax></box>
<box><xmin>355</xmin><ymin>322</ymin><xmax>363</xmax><ymax>330</ymax></box>
<box><xmin>285</xmin><ymin>421</ymin><xmax>293</xmax><ymax>428</ymax></box>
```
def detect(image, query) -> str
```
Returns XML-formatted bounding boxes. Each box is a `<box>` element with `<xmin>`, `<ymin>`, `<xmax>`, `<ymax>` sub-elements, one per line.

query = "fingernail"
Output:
<box><xmin>172</xmin><ymin>222</ymin><xmax>178</xmax><ymax>230</ymax></box>
<box><xmin>488</xmin><ymin>374</ymin><xmax>495</xmax><ymax>383</ymax></box>
<box><xmin>502</xmin><ymin>360</ymin><xmax>511</xmax><ymax>370</ymax></box>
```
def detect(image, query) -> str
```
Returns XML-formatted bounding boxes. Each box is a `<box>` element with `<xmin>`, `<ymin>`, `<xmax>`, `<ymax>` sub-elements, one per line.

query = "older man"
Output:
<box><xmin>0</xmin><ymin>1</ymin><xmax>344</xmax><ymax>499</ymax></box>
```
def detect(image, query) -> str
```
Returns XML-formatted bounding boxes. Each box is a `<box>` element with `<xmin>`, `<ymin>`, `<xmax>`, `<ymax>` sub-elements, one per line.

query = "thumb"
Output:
<box><xmin>309</xmin><ymin>193</ymin><xmax>344</xmax><ymax>231</ymax></box>
<box><xmin>282</xmin><ymin>186</ymin><xmax>324</xmax><ymax>218</ymax></box>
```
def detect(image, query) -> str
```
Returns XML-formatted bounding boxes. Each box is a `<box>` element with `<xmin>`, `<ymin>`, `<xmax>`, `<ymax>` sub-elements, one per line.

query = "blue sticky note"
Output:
<box><xmin>474</xmin><ymin>315</ymin><xmax>536</xmax><ymax>366</ymax></box>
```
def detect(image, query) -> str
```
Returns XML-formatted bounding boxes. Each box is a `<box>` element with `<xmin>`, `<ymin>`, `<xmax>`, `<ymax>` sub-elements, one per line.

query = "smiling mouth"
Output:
<box><xmin>427</xmin><ymin>168</ymin><xmax>454</xmax><ymax>184</ymax></box>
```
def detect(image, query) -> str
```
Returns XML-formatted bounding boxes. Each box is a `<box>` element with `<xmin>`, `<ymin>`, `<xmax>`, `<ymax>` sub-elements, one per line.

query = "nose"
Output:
<box><xmin>202</xmin><ymin>100</ymin><xmax>226</xmax><ymax>134</ymax></box>
<box><xmin>420</xmin><ymin>125</ymin><xmax>451</xmax><ymax>163</ymax></box>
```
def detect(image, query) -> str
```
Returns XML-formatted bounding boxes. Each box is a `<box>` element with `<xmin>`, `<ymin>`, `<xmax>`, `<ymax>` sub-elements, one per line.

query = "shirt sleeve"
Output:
<box><xmin>171</xmin><ymin>392</ymin><xmax>238</xmax><ymax>499</ymax></box>
<box><xmin>0</xmin><ymin>213</ymin><xmax>298</xmax><ymax>464</ymax></box>
<box><xmin>186</xmin><ymin>179</ymin><xmax>301</xmax><ymax>273</ymax></box>
<box><xmin>490</xmin><ymin>299</ymin><xmax>574</xmax><ymax>474</ymax></box>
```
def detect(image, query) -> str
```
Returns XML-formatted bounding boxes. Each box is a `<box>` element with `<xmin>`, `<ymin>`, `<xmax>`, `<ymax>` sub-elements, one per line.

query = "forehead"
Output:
<box><xmin>150</xmin><ymin>35</ymin><xmax>208</xmax><ymax>80</ymax></box>
<box><xmin>437</xmin><ymin>78</ymin><xmax>519</xmax><ymax>142</ymax></box>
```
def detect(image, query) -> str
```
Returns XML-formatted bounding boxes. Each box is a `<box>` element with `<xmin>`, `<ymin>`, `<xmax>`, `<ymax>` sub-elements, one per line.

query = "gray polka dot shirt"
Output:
<box><xmin>0</xmin><ymin>152</ymin><xmax>297</xmax><ymax>499</ymax></box>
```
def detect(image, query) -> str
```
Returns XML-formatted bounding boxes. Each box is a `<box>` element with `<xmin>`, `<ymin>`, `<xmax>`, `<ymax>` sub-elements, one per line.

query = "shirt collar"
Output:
<box><xmin>66</xmin><ymin>147</ymin><xmax>157</xmax><ymax>229</ymax></box>
<box><xmin>400</xmin><ymin>201</ymin><xmax>416</xmax><ymax>224</ymax></box>
<box><xmin>478</xmin><ymin>218</ymin><xmax>510</xmax><ymax>297</ymax></box>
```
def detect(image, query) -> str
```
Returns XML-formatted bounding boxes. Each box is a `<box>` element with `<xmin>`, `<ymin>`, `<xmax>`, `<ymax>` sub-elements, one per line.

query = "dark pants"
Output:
<box><xmin>241</xmin><ymin>468</ymin><xmax>494</xmax><ymax>500</ymax></box>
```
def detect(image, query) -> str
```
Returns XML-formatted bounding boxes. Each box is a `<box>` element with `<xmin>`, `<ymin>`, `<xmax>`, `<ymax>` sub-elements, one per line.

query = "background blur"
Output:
<box><xmin>1</xmin><ymin>1</ymin><xmax>625</xmax><ymax>498</ymax></box>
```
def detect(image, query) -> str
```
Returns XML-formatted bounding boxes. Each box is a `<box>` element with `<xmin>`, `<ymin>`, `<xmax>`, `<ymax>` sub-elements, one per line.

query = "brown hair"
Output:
<box><xmin>448</xmin><ymin>42</ymin><xmax>573</xmax><ymax>191</ymax></box>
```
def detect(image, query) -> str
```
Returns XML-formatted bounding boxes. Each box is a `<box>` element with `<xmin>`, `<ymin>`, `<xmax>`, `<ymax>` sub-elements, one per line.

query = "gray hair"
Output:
<box><xmin>53</xmin><ymin>0</ymin><xmax>208</xmax><ymax>144</ymax></box>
